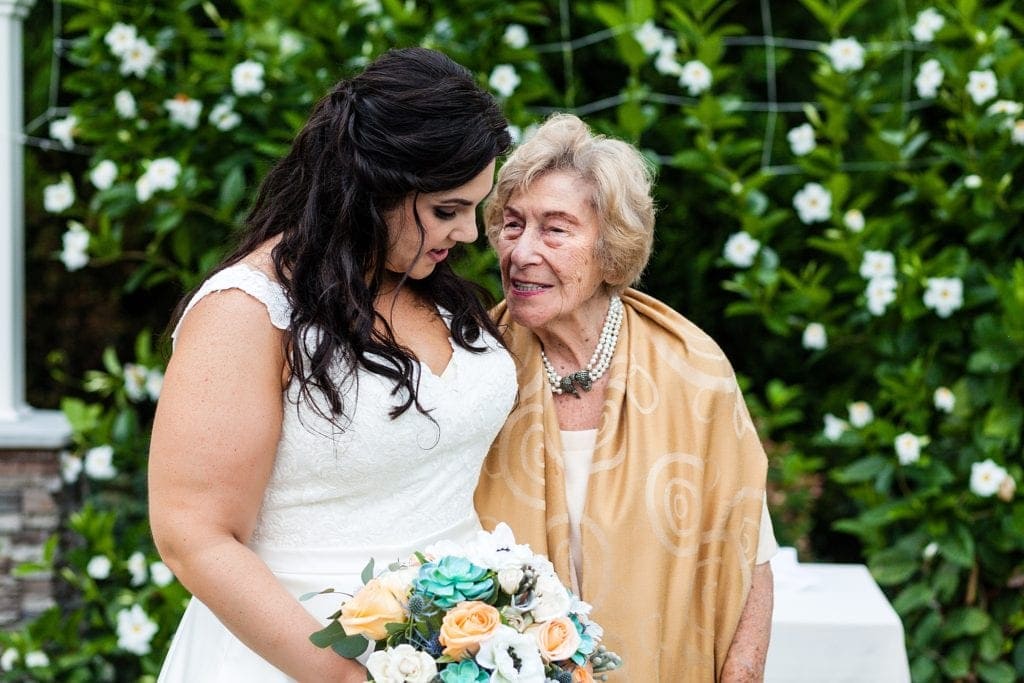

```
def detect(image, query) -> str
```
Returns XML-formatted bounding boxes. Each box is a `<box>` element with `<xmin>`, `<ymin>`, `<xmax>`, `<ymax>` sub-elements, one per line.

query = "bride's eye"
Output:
<box><xmin>434</xmin><ymin>207</ymin><xmax>457</xmax><ymax>220</ymax></box>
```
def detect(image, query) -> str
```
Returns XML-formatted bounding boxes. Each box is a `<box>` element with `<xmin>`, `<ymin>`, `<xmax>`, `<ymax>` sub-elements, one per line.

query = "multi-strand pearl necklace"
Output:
<box><xmin>540</xmin><ymin>295</ymin><xmax>623</xmax><ymax>398</ymax></box>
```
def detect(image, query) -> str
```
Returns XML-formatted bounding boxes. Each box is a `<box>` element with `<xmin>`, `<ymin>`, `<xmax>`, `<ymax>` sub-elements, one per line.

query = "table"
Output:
<box><xmin>765</xmin><ymin>548</ymin><xmax>912</xmax><ymax>682</ymax></box>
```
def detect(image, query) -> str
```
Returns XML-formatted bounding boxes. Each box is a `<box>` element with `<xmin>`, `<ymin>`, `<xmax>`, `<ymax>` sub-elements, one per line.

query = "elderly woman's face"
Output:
<box><xmin>495</xmin><ymin>171</ymin><xmax>607</xmax><ymax>331</ymax></box>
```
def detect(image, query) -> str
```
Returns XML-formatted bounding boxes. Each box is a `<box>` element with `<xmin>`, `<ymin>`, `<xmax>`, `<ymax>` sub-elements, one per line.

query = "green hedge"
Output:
<box><xmin>4</xmin><ymin>1</ymin><xmax>1023</xmax><ymax>681</ymax></box>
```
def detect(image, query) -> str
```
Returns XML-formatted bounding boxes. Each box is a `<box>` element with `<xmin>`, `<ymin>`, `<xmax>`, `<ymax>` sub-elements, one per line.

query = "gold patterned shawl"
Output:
<box><xmin>475</xmin><ymin>288</ymin><xmax>767</xmax><ymax>681</ymax></box>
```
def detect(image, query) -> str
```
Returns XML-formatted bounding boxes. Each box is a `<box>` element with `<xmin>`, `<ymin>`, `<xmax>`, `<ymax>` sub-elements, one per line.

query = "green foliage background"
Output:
<box><xmin>5</xmin><ymin>0</ymin><xmax>1024</xmax><ymax>681</ymax></box>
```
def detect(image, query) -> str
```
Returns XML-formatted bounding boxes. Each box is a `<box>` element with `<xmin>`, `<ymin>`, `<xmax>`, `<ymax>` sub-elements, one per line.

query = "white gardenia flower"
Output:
<box><xmin>964</xmin><ymin>174</ymin><xmax>982</xmax><ymax>189</ymax></box>
<box><xmin>164</xmin><ymin>95</ymin><xmax>202</xmax><ymax>130</ymax></box>
<box><xmin>136</xmin><ymin>157</ymin><xmax>182</xmax><ymax>202</ymax></box>
<box><xmin>90</xmin><ymin>159</ymin><xmax>118</xmax><ymax>190</ymax></box>
<box><xmin>504</xmin><ymin>24</ymin><xmax>529</xmax><ymax>49</ymax></box>
<box><xmin>150</xmin><ymin>561</ymin><xmax>175</xmax><ymax>587</ymax></box>
<box><xmin>353</xmin><ymin>0</ymin><xmax>383</xmax><ymax>15</ymax></box>
<box><xmin>60</xmin><ymin>221</ymin><xmax>90</xmax><ymax>271</ymax></box>
<box><xmin>865</xmin><ymin>275</ymin><xmax>898</xmax><ymax>316</ymax></box>
<box><xmin>462</xmin><ymin>522</ymin><xmax>536</xmax><ymax>571</ymax></box>
<box><xmin>655</xmin><ymin>50</ymin><xmax>683</xmax><ymax>77</ymax></box>
<box><xmin>966</xmin><ymin>69</ymin><xmax>998</xmax><ymax>105</ymax></box>
<box><xmin>723</xmin><ymin>231</ymin><xmax>760</xmax><ymax>268</ymax></box>
<box><xmin>146</xmin><ymin>368</ymin><xmax>164</xmax><ymax>401</ymax></box>
<box><xmin>114</xmin><ymin>89</ymin><xmax>137</xmax><ymax>118</ymax></box>
<box><xmin>24</xmin><ymin>651</ymin><xmax>48</xmax><ymax>668</ymax></box>
<box><xmin>127</xmin><ymin>552</ymin><xmax>148</xmax><ymax>586</ymax></box>
<box><xmin>366</xmin><ymin>644</ymin><xmax>438</xmax><ymax>683</ymax></box>
<box><xmin>922</xmin><ymin>541</ymin><xmax>939</xmax><ymax>560</ymax></box>
<box><xmin>232</xmin><ymin>60</ymin><xmax>265</xmax><ymax>97</ymax></box>
<box><xmin>792</xmin><ymin>182</ymin><xmax>832</xmax><ymax>223</ymax></box>
<box><xmin>507</xmin><ymin>125</ymin><xmax>522</xmax><ymax>144</ymax></box>
<box><xmin>894</xmin><ymin>432</ymin><xmax>922</xmax><ymax>465</ymax></box>
<box><xmin>787</xmin><ymin>123</ymin><xmax>816</xmax><ymax>156</ymax></box>
<box><xmin>970</xmin><ymin>459</ymin><xmax>1008</xmax><ymax>497</ymax></box>
<box><xmin>823</xmin><ymin>413</ymin><xmax>848</xmax><ymax>441</ymax></box>
<box><xmin>104</xmin><ymin>22</ymin><xmax>138</xmax><ymax>57</ymax></box>
<box><xmin>923</xmin><ymin>277</ymin><xmax>964</xmax><ymax>318</ymax></box>
<box><xmin>209</xmin><ymin>99</ymin><xmax>241</xmax><ymax>131</ymax></box>
<box><xmin>859</xmin><ymin>250</ymin><xmax>895</xmax><ymax>280</ymax></box>
<box><xmin>825</xmin><ymin>37</ymin><xmax>865</xmax><ymax>73</ymax></box>
<box><xmin>119</xmin><ymin>37</ymin><xmax>157</xmax><ymax>78</ymax></box>
<box><xmin>914</xmin><ymin>59</ymin><xmax>944</xmax><ymax>98</ymax></box>
<box><xmin>49</xmin><ymin>115</ymin><xmax>78</xmax><ymax>150</ymax></box>
<box><xmin>116</xmin><ymin>605</ymin><xmax>159</xmax><ymax>656</ymax></box>
<box><xmin>679</xmin><ymin>60</ymin><xmax>712</xmax><ymax>95</ymax></box>
<box><xmin>934</xmin><ymin>386</ymin><xmax>956</xmax><ymax>413</ymax></box>
<box><xmin>848</xmin><ymin>401</ymin><xmax>874</xmax><ymax>428</ymax></box>
<box><xmin>1012</xmin><ymin>120</ymin><xmax>1024</xmax><ymax>145</ymax></box>
<box><xmin>43</xmin><ymin>178</ymin><xmax>75</xmax><ymax>213</ymax></box>
<box><xmin>476</xmin><ymin>625</ymin><xmax>546</xmax><ymax>682</ymax></box>
<box><xmin>60</xmin><ymin>452</ymin><xmax>83</xmax><ymax>483</ymax></box>
<box><xmin>489</xmin><ymin>64</ymin><xmax>521</xmax><ymax>97</ymax></box>
<box><xmin>634</xmin><ymin>20</ymin><xmax>665</xmax><ymax>55</ymax></box>
<box><xmin>87</xmin><ymin>555</ymin><xmax>112</xmax><ymax>580</ymax></box>
<box><xmin>124</xmin><ymin>363</ymin><xmax>149</xmax><ymax>401</ymax></box>
<box><xmin>802</xmin><ymin>322</ymin><xmax>827</xmax><ymax>350</ymax></box>
<box><xmin>1</xmin><ymin>648</ymin><xmax>18</xmax><ymax>671</ymax></box>
<box><xmin>84</xmin><ymin>445</ymin><xmax>117</xmax><ymax>480</ymax></box>
<box><xmin>843</xmin><ymin>209</ymin><xmax>865</xmax><ymax>232</ymax></box>
<box><xmin>986</xmin><ymin>100</ymin><xmax>1023</xmax><ymax>117</ymax></box>
<box><xmin>911</xmin><ymin>8</ymin><xmax>945</xmax><ymax>42</ymax></box>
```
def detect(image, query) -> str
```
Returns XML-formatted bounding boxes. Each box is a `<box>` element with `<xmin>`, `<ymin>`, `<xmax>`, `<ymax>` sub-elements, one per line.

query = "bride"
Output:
<box><xmin>148</xmin><ymin>48</ymin><xmax>516</xmax><ymax>682</ymax></box>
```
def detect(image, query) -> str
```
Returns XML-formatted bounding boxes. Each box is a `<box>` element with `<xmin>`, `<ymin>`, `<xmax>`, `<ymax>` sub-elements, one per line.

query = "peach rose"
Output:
<box><xmin>527</xmin><ymin>616</ymin><xmax>581</xmax><ymax>662</ymax></box>
<box><xmin>438</xmin><ymin>601</ymin><xmax>501</xmax><ymax>660</ymax></box>
<box><xmin>339</xmin><ymin>578</ymin><xmax>407</xmax><ymax>641</ymax></box>
<box><xmin>573</xmin><ymin>665</ymin><xmax>595</xmax><ymax>683</ymax></box>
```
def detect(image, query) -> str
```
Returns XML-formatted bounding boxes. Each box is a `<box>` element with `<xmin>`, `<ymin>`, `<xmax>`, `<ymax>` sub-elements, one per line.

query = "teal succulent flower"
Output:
<box><xmin>440</xmin><ymin>659</ymin><xmax>489</xmax><ymax>683</ymax></box>
<box><xmin>412</xmin><ymin>556</ymin><xmax>495</xmax><ymax>609</ymax></box>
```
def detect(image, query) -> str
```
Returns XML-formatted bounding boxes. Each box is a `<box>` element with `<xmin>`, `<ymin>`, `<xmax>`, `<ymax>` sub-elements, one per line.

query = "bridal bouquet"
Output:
<box><xmin>308</xmin><ymin>524</ymin><xmax>621</xmax><ymax>682</ymax></box>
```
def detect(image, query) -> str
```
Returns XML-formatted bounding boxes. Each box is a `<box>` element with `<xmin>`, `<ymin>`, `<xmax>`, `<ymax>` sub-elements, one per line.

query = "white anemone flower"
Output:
<box><xmin>43</xmin><ymin>178</ymin><xmax>75</xmax><ymax>213</ymax></box>
<box><xmin>476</xmin><ymin>625</ymin><xmax>546</xmax><ymax>681</ymax></box>
<box><xmin>114</xmin><ymin>89</ymin><xmax>137</xmax><ymax>118</ymax></box>
<box><xmin>970</xmin><ymin>459</ymin><xmax>1008</xmax><ymax>497</ymax></box>
<box><xmin>49</xmin><ymin>115</ymin><xmax>78</xmax><ymax>150</ymax></box>
<box><xmin>679</xmin><ymin>60</ymin><xmax>712</xmax><ymax>95</ymax></box>
<box><xmin>90</xmin><ymin>160</ymin><xmax>118</xmax><ymax>190</ymax></box>
<box><xmin>843</xmin><ymin>209</ymin><xmax>865</xmax><ymax>232</ymax></box>
<box><xmin>824</xmin><ymin>37</ymin><xmax>865</xmax><ymax>73</ymax></box>
<box><xmin>723</xmin><ymin>231</ymin><xmax>760</xmax><ymax>268</ymax></box>
<box><xmin>933</xmin><ymin>387</ymin><xmax>955</xmax><ymax>413</ymax></box>
<box><xmin>793</xmin><ymin>182</ymin><xmax>832</xmax><ymax>223</ymax></box>
<box><xmin>503</xmin><ymin>24</ymin><xmax>529</xmax><ymax>49</ymax></box>
<box><xmin>232</xmin><ymin>60</ymin><xmax>265</xmax><ymax>97</ymax></box>
<box><xmin>859</xmin><ymin>250</ymin><xmax>895</xmax><ymax>280</ymax></box>
<box><xmin>848</xmin><ymin>401</ymin><xmax>874</xmax><ymax>428</ymax></box>
<box><xmin>911</xmin><ymin>8</ymin><xmax>945</xmax><ymax>42</ymax></box>
<box><xmin>914</xmin><ymin>59</ymin><xmax>944</xmax><ymax>98</ymax></box>
<box><xmin>966</xmin><ymin>69</ymin><xmax>998</xmax><ymax>105</ymax></box>
<box><xmin>802</xmin><ymin>322</ymin><xmax>827</xmax><ymax>350</ymax></box>
<box><xmin>894</xmin><ymin>433</ymin><xmax>922</xmax><ymax>465</ymax></box>
<box><xmin>787</xmin><ymin>123</ymin><xmax>816</xmax><ymax>156</ymax></box>
<box><xmin>865</xmin><ymin>275</ymin><xmax>898</xmax><ymax>316</ymax></box>
<box><xmin>923</xmin><ymin>277</ymin><xmax>963</xmax><ymax>318</ymax></box>
<box><xmin>489</xmin><ymin>64</ymin><xmax>521</xmax><ymax>97</ymax></box>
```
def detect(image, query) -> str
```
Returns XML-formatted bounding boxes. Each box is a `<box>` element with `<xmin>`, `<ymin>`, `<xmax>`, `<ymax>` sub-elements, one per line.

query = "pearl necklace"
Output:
<box><xmin>540</xmin><ymin>295</ymin><xmax>623</xmax><ymax>398</ymax></box>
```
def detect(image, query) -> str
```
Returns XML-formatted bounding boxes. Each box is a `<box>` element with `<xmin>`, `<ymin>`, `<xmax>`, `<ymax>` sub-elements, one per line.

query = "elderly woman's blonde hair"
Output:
<box><xmin>484</xmin><ymin>113</ymin><xmax>656</xmax><ymax>292</ymax></box>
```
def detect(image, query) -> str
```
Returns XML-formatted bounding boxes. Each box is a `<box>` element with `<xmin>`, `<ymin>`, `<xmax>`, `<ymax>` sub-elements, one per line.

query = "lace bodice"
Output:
<box><xmin>172</xmin><ymin>263</ymin><xmax>517</xmax><ymax>550</ymax></box>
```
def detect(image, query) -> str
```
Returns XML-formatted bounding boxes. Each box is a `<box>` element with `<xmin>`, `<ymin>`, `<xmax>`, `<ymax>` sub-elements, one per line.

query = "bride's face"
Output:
<box><xmin>384</xmin><ymin>160</ymin><xmax>496</xmax><ymax>280</ymax></box>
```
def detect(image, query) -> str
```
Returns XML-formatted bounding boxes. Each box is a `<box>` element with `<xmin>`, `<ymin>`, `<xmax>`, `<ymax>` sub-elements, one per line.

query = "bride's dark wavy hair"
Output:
<box><xmin>177</xmin><ymin>47</ymin><xmax>511</xmax><ymax>423</ymax></box>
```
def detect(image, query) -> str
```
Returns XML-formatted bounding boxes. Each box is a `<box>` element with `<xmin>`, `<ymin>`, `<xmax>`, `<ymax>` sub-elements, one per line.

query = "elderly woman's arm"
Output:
<box><xmin>721</xmin><ymin>562</ymin><xmax>774</xmax><ymax>682</ymax></box>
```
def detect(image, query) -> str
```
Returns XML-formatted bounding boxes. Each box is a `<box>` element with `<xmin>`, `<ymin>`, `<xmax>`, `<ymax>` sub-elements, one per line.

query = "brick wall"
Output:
<box><xmin>0</xmin><ymin>449</ymin><xmax>61</xmax><ymax>626</ymax></box>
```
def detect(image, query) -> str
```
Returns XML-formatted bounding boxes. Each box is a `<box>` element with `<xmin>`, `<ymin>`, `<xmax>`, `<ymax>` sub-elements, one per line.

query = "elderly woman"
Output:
<box><xmin>475</xmin><ymin>114</ymin><xmax>777</xmax><ymax>681</ymax></box>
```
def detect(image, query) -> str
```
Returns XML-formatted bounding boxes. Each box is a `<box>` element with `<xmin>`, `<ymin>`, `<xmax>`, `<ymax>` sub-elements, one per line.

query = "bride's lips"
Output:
<box><xmin>509</xmin><ymin>278</ymin><xmax>552</xmax><ymax>297</ymax></box>
<box><xmin>427</xmin><ymin>248</ymin><xmax>449</xmax><ymax>263</ymax></box>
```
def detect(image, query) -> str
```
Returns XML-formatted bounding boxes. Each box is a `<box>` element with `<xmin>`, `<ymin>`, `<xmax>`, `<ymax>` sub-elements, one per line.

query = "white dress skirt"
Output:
<box><xmin>157</xmin><ymin>264</ymin><xmax>517</xmax><ymax>682</ymax></box>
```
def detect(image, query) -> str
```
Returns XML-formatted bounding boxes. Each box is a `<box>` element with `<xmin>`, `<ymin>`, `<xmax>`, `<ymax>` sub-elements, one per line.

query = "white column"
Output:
<box><xmin>0</xmin><ymin>0</ymin><xmax>71</xmax><ymax>448</ymax></box>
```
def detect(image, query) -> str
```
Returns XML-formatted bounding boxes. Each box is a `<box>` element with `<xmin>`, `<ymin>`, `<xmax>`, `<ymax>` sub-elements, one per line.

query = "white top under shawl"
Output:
<box><xmin>171</xmin><ymin>263</ymin><xmax>517</xmax><ymax>550</ymax></box>
<box><xmin>561</xmin><ymin>428</ymin><xmax>778</xmax><ymax>588</ymax></box>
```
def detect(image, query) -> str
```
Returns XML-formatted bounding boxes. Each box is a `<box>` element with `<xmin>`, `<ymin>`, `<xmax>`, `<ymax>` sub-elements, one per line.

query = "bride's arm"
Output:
<box><xmin>149</xmin><ymin>290</ymin><xmax>365</xmax><ymax>682</ymax></box>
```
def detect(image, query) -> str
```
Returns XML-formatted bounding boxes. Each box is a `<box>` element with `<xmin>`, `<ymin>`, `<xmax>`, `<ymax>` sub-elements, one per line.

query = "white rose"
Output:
<box><xmin>365</xmin><ymin>644</ymin><xmax>438</xmax><ymax>683</ymax></box>
<box><xmin>84</xmin><ymin>445</ymin><xmax>117</xmax><ymax>480</ymax></box>
<box><xmin>848</xmin><ymin>401</ymin><xmax>874</xmax><ymax>428</ymax></box>
<box><xmin>970</xmin><ymin>459</ymin><xmax>1008</xmax><ymax>497</ymax></box>
<box><xmin>723</xmin><ymin>231</ymin><xmax>760</xmax><ymax>268</ymax></box>
<box><xmin>87</xmin><ymin>555</ymin><xmax>112</xmax><ymax>580</ymax></box>
<box><xmin>498</xmin><ymin>567</ymin><xmax>525</xmax><ymax>594</ymax></box>
<box><xmin>894</xmin><ymin>432</ymin><xmax>922</xmax><ymax>465</ymax></box>
<box><xmin>793</xmin><ymin>182</ymin><xmax>832</xmax><ymax>223</ymax></box>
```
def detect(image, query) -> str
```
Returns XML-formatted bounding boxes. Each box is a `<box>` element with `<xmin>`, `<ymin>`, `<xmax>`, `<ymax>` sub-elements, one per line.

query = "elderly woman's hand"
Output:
<box><xmin>721</xmin><ymin>562</ymin><xmax>773</xmax><ymax>682</ymax></box>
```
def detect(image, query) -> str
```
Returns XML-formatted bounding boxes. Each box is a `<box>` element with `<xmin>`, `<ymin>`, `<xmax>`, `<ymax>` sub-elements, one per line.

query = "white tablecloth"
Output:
<box><xmin>765</xmin><ymin>548</ymin><xmax>912</xmax><ymax>683</ymax></box>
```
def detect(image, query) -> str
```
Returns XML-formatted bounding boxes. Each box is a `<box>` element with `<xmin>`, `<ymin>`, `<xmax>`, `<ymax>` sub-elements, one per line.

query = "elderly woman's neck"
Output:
<box><xmin>533</xmin><ymin>292</ymin><xmax>615</xmax><ymax>370</ymax></box>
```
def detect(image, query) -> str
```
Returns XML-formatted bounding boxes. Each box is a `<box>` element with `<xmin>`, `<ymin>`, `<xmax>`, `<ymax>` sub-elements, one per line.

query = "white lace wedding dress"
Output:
<box><xmin>157</xmin><ymin>264</ymin><xmax>517</xmax><ymax>682</ymax></box>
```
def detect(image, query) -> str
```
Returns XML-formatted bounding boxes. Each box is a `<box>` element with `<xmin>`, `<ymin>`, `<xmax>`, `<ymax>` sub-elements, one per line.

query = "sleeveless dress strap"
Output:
<box><xmin>171</xmin><ymin>263</ymin><xmax>291</xmax><ymax>346</ymax></box>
